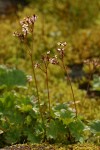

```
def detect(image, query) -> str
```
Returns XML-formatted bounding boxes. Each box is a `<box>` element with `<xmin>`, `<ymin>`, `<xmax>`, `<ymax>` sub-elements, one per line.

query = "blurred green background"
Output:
<box><xmin>0</xmin><ymin>0</ymin><xmax>100</xmax><ymax>67</ymax></box>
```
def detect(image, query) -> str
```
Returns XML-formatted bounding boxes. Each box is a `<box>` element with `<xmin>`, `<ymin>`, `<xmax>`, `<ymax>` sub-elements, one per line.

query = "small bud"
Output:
<box><xmin>13</xmin><ymin>32</ymin><xmax>17</xmax><ymax>36</ymax></box>
<box><xmin>62</xmin><ymin>48</ymin><xmax>65</xmax><ymax>51</ymax></box>
<box><xmin>57</xmin><ymin>48</ymin><xmax>61</xmax><ymax>52</ymax></box>
<box><xmin>41</xmin><ymin>55</ymin><xmax>49</xmax><ymax>62</ymax></box>
<box><xmin>31</xmin><ymin>15</ymin><xmax>37</xmax><ymax>24</ymax></box>
<box><xmin>49</xmin><ymin>57</ymin><xmax>59</xmax><ymax>65</ymax></box>
<box><xmin>63</xmin><ymin>42</ymin><xmax>67</xmax><ymax>46</ymax></box>
<box><xmin>20</xmin><ymin>20</ymin><xmax>24</xmax><ymax>25</ymax></box>
<box><xmin>34</xmin><ymin>63</ymin><xmax>40</xmax><ymax>69</ymax></box>
<box><xmin>57</xmin><ymin>42</ymin><xmax>67</xmax><ymax>47</ymax></box>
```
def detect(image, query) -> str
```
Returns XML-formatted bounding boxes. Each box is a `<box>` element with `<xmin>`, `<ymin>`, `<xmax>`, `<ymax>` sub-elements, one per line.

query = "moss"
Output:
<box><xmin>67</xmin><ymin>143</ymin><xmax>99</xmax><ymax>150</ymax></box>
<box><xmin>6</xmin><ymin>143</ymin><xmax>99</xmax><ymax>150</ymax></box>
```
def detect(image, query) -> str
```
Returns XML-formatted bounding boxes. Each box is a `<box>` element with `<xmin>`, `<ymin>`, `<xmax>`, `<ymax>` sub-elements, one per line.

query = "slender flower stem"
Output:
<box><xmin>14</xmin><ymin>15</ymin><xmax>44</xmax><ymax>122</ymax></box>
<box><xmin>31</xmin><ymin>24</ymin><xmax>34</xmax><ymax>55</ymax></box>
<box><xmin>61</xmin><ymin>58</ymin><xmax>77</xmax><ymax>118</ymax></box>
<box><xmin>31</xmin><ymin>24</ymin><xmax>44</xmax><ymax>122</ymax></box>
<box><xmin>23</xmin><ymin>26</ymin><xmax>43</xmax><ymax>122</ymax></box>
<box><xmin>29</xmin><ymin>51</ymin><xmax>44</xmax><ymax>122</ymax></box>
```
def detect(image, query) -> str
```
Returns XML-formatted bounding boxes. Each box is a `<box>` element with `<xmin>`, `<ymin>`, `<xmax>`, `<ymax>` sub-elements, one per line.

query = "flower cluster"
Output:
<box><xmin>13</xmin><ymin>32</ymin><xmax>25</xmax><ymax>42</ymax></box>
<box><xmin>57</xmin><ymin>42</ymin><xmax>67</xmax><ymax>59</ymax></box>
<box><xmin>41</xmin><ymin>54</ymin><xmax>50</xmax><ymax>63</ymax></box>
<box><xmin>20</xmin><ymin>15</ymin><xmax>37</xmax><ymax>34</ymax></box>
<box><xmin>13</xmin><ymin>14</ymin><xmax>37</xmax><ymax>40</ymax></box>
<box><xmin>49</xmin><ymin>55</ymin><xmax>59</xmax><ymax>65</ymax></box>
<box><xmin>41</xmin><ymin>51</ymin><xmax>59</xmax><ymax>65</ymax></box>
<box><xmin>34</xmin><ymin>63</ymin><xmax>40</xmax><ymax>69</ymax></box>
<box><xmin>34</xmin><ymin>51</ymin><xmax>59</xmax><ymax>72</ymax></box>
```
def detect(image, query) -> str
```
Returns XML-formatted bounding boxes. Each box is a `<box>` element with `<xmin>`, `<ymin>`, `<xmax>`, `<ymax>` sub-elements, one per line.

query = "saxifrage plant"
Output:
<box><xmin>0</xmin><ymin>14</ymin><xmax>100</xmax><ymax>148</ymax></box>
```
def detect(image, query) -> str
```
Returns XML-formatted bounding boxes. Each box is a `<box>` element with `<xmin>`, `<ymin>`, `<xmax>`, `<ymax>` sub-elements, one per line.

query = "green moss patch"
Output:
<box><xmin>3</xmin><ymin>143</ymin><xmax>99</xmax><ymax>150</ymax></box>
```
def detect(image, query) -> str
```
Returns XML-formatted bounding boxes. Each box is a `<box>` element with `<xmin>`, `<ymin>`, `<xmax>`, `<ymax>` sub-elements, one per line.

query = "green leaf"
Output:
<box><xmin>52</xmin><ymin>103</ymin><xmax>75</xmax><ymax>125</ymax></box>
<box><xmin>34</xmin><ymin>122</ymin><xmax>44</xmax><ymax>136</ymax></box>
<box><xmin>46</xmin><ymin>119</ymin><xmax>66</xmax><ymax>140</ymax></box>
<box><xmin>54</xmin><ymin>103</ymin><xmax>69</xmax><ymax>110</ymax></box>
<box><xmin>5</xmin><ymin>128</ymin><xmax>21</xmax><ymax>144</ymax></box>
<box><xmin>68</xmin><ymin>119</ymin><xmax>85</xmax><ymax>142</ymax></box>
<box><xmin>25</xmin><ymin>115</ymin><xmax>32</xmax><ymax>125</ymax></box>
<box><xmin>27</xmin><ymin>133</ymin><xmax>41</xmax><ymax>143</ymax></box>
<box><xmin>46</xmin><ymin>120</ymin><xmax>58</xmax><ymax>139</ymax></box>
<box><xmin>24</xmin><ymin>128</ymin><xmax>41</xmax><ymax>143</ymax></box>
<box><xmin>89</xmin><ymin>120</ymin><xmax>100</xmax><ymax>134</ymax></box>
<box><xmin>91</xmin><ymin>75</ymin><xmax>100</xmax><ymax>91</ymax></box>
<box><xmin>18</xmin><ymin>104</ymin><xmax>32</xmax><ymax>113</ymax></box>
